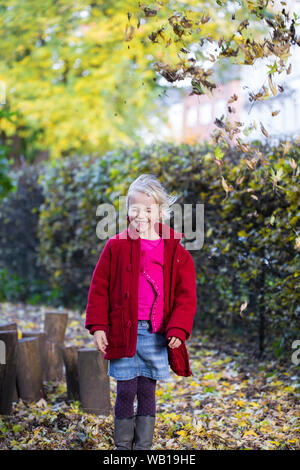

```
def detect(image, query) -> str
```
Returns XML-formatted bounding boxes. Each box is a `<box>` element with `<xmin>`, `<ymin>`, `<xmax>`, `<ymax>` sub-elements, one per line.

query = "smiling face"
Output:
<box><xmin>127</xmin><ymin>191</ymin><xmax>162</xmax><ymax>239</ymax></box>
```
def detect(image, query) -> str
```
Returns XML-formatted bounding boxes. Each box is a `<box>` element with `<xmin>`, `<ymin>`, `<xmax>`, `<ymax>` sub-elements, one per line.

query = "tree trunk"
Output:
<box><xmin>0</xmin><ymin>330</ymin><xmax>18</xmax><ymax>415</ymax></box>
<box><xmin>16</xmin><ymin>337</ymin><xmax>44</xmax><ymax>403</ymax></box>
<box><xmin>62</xmin><ymin>346</ymin><xmax>80</xmax><ymax>401</ymax></box>
<box><xmin>78</xmin><ymin>348</ymin><xmax>111</xmax><ymax>416</ymax></box>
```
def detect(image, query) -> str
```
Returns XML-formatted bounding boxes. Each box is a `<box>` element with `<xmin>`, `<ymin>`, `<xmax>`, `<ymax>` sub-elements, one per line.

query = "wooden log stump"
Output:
<box><xmin>44</xmin><ymin>312</ymin><xmax>68</xmax><ymax>343</ymax></box>
<box><xmin>22</xmin><ymin>331</ymin><xmax>46</xmax><ymax>380</ymax></box>
<box><xmin>0</xmin><ymin>324</ymin><xmax>19</xmax><ymax>403</ymax></box>
<box><xmin>62</xmin><ymin>346</ymin><xmax>80</xmax><ymax>401</ymax></box>
<box><xmin>43</xmin><ymin>312</ymin><xmax>68</xmax><ymax>382</ymax></box>
<box><xmin>0</xmin><ymin>330</ymin><xmax>18</xmax><ymax>415</ymax></box>
<box><xmin>16</xmin><ymin>337</ymin><xmax>44</xmax><ymax>403</ymax></box>
<box><xmin>0</xmin><ymin>323</ymin><xmax>18</xmax><ymax>331</ymax></box>
<box><xmin>0</xmin><ymin>324</ymin><xmax>20</xmax><ymax>403</ymax></box>
<box><xmin>44</xmin><ymin>341</ymin><xmax>65</xmax><ymax>382</ymax></box>
<box><xmin>78</xmin><ymin>348</ymin><xmax>111</xmax><ymax>416</ymax></box>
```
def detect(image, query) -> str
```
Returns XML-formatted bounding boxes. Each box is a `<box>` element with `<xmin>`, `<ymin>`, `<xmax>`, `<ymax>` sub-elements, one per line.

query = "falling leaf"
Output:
<box><xmin>228</xmin><ymin>94</ymin><xmax>238</xmax><ymax>104</ymax></box>
<box><xmin>245</xmin><ymin>158</ymin><xmax>257</xmax><ymax>170</ymax></box>
<box><xmin>215</xmin><ymin>145</ymin><xmax>224</xmax><ymax>160</ymax></box>
<box><xmin>124</xmin><ymin>24</ymin><xmax>135</xmax><ymax>41</ymax></box>
<box><xmin>200</xmin><ymin>15</ymin><xmax>211</xmax><ymax>24</ymax></box>
<box><xmin>260</xmin><ymin>122</ymin><xmax>269</xmax><ymax>138</ymax></box>
<box><xmin>281</xmin><ymin>141</ymin><xmax>292</xmax><ymax>155</ymax></box>
<box><xmin>236</xmin><ymin>175</ymin><xmax>245</xmax><ymax>185</ymax></box>
<box><xmin>140</xmin><ymin>4</ymin><xmax>160</xmax><ymax>17</ymax></box>
<box><xmin>289</xmin><ymin>158</ymin><xmax>297</xmax><ymax>170</ymax></box>
<box><xmin>213</xmin><ymin>158</ymin><xmax>223</xmax><ymax>167</ymax></box>
<box><xmin>240</xmin><ymin>301</ymin><xmax>248</xmax><ymax>318</ymax></box>
<box><xmin>221</xmin><ymin>176</ymin><xmax>233</xmax><ymax>194</ymax></box>
<box><xmin>268</xmin><ymin>74</ymin><xmax>277</xmax><ymax>96</ymax></box>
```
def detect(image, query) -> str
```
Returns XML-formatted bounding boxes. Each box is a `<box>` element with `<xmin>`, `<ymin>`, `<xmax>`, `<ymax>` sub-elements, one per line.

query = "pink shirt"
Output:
<box><xmin>138</xmin><ymin>237</ymin><xmax>164</xmax><ymax>333</ymax></box>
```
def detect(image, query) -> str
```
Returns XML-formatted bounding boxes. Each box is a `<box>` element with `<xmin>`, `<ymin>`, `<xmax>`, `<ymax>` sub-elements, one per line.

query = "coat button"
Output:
<box><xmin>127</xmin><ymin>320</ymin><xmax>132</xmax><ymax>327</ymax></box>
<box><xmin>124</xmin><ymin>291</ymin><xmax>130</xmax><ymax>299</ymax></box>
<box><xmin>127</xmin><ymin>264</ymin><xmax>132</xmax><ymax>272</ymax></box>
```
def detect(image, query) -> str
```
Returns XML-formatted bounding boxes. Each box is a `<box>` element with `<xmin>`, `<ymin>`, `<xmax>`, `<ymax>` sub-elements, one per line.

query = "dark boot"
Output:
<box><xmin>133</xmin><ymin>415</ymin><xmax>156</xmax><ymax>450</ymax></box>
<box><xmin>113</xmin><ymin>416</ymin><xmax>135</xmax><ymax>450</ymax></box>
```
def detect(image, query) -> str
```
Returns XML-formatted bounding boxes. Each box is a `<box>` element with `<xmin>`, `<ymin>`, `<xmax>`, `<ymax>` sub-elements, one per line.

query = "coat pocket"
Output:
<box><xmin>167</xmin><ymin>342</ymin><xmax>192</xmax><ymax>377</ymax></box>
<box><xmin>107</xmin><ymin>306</ymin><xmax>126</xmax><ymax>348</ymax></box>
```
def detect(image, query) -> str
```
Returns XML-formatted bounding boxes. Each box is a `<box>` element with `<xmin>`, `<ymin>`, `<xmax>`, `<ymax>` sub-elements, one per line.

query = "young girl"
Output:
<box><xmin>85</xmin><ymin>174</ymin><xmax>197</xmax><ymax>450</ymax></box>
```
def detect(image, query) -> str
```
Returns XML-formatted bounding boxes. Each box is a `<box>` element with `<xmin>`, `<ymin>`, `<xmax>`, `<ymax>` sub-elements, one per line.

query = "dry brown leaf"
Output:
<box><xmin>268</xmin><ymin>74</ymin><xmax>277</xmax><ymax>96</ymax></box>
<box><xmin>221</xmin><ymin>176</ymin><xmax>233</xmax><ymax>193</ymax></box>
<box><xmin>236</xmin><ymin>175</ymin><xmax>245</xmax><ymax>185</ymax></box>
<box><xmin>228</xmin><ymin>94</ymin><xmax>238</xmax><ymax>104</ymax></box>
<box><xmin>260</xmin><ymin>122</ymin><xmax>269</xmax><ymax>138</ymax></box>
<box><xmin>240</xmin><ymin>301</ymin><xmax>248</xmax><ymax>318</ymax></box>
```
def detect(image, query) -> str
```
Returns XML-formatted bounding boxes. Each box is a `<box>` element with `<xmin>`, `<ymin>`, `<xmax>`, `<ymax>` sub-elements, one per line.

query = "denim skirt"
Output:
<box><xmin>107</xmin><ymin>320</ymin><xmax>171</xmax><ymax>381</ymax></box>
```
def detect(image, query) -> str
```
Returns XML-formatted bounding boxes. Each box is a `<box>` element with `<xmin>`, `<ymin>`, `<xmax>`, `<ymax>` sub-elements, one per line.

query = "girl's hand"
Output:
<box><xmin>93</xmin><ymin>330</ymin><xmax>108</xmax><ymax>354</ymax></box>
<box><xmin>167</xmin><ymin>336</ymin><xmax>182</xmax><ymax>349</ymax></box>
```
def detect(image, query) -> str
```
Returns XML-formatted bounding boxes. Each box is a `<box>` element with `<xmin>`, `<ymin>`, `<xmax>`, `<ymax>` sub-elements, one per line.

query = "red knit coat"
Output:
<box><xmin>85</xmin><ymin>220</ymin><xmax>197</xmax><ymax>377</ymax></box>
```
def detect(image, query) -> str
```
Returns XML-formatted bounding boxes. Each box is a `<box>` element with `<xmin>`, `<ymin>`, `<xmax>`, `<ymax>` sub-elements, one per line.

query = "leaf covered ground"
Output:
<box><xmin>0</xmin><ymin>302</ymin><xmax>299</xmax><ymax>450</ymax></box>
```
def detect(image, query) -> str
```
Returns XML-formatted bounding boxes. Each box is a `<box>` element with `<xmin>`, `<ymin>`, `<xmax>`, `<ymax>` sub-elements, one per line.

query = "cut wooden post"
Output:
<box><xmin>62</xmin><ymin>346</ymin><xmax>80</xmax><ymax>401</ymax></box>
<box><xmin>0</xmin><ymin>323</ymin><xmax>18</xmax><ymax>331</ymax></box>
<box><xmin>44</xmin><ymin>341</ymin><xmax>65</xmax><ymax>381</ymax></box>
<box><xmin>22</xmin><ymin>331</ymin><xmax>46</xmax><ymax>380</ymax></box>
<box><xmin>0</xmin><ymin>330</ymin><xmax>18</xmax><ymax>415</ymax></box>
<box><xmin>44</xmin><ymin>312</ymin><xmax>68</xmax><ymax>343</ymax></box>
<box><xmin>16</xmin><ymin>337</ymin><xmax>44</xmax><ymax>403</ymax></box>
<box><xmin>78</xmin><ymin>348</ymin><xmax>111</xmax><ymax>415</ymax></box>
<box><xmin>43</xmin><ymin>312</ymin><xmax>68</xmax><ymax>381</ymax></box>
<box><xmin>0</xmin><ymin>324</ymin><xmax>19</xmax><ymax>403</ymax></box>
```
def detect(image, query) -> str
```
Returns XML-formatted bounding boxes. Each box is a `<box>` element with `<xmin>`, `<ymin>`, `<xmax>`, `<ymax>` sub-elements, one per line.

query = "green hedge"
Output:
<box><xmin>0</xmin><ymin>165</ymin><xmax>53</xmax><ymax>303</ymax></box>
<box><xmin>0</xmin><ymin>141</ymin><xmax>299</xmax><ymax>358</ymax></box>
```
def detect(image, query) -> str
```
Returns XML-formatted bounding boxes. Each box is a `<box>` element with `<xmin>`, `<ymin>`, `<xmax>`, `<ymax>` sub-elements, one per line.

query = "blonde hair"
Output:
<box><xmin>126</xmin><ymin>174</ymin><xmax>178</xmax><ymax>220</ymax></box>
